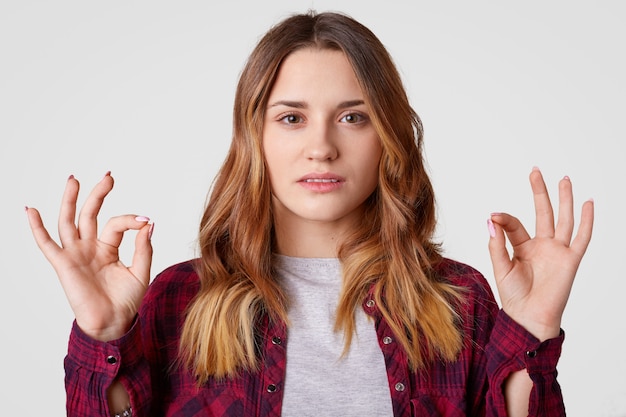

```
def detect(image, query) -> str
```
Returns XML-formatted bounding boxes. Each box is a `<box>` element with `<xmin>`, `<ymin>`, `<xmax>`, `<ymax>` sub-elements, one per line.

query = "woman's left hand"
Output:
<box><xmin>488</xmin><ymin>167</ymin><xmax>594</xmax><ymax>341</ymax></box>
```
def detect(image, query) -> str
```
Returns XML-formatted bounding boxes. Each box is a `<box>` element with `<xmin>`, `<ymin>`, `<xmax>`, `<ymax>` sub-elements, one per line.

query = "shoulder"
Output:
<box><xmin>435</xmin><ymin>258</ymin><xmax>489</xmax><ymax>290</ymax></box>
<box><xmin>151</xmin><ymin>259</ymin><xmax>200</xmax><ymax>288</ymax></box>
<box><xmin>142</xmin><ymin>259</ymin><xmax>201</xmax><ymax>312</ymax></box>
<box><xmin>138</xmin><ymin>260</ymin><xmax>201</xmax><ymax>358</ymax></box>
<box><xmin>435</xmin><ymin>257</ymin><xmax>498</xmax><ymax>313</ymax></box>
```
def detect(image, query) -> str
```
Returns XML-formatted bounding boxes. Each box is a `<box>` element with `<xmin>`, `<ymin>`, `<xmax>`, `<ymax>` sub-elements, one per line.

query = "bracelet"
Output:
<box><xmin>112</xmin><ymin>406</ymin><xmax>132</xmax><ymax>417</ymax></box>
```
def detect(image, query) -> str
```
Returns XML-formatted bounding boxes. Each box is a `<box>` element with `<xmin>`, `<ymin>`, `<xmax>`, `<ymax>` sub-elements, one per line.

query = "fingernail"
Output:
<box><xmin>487</xmin><ymin>218</ymin><xmax>496</xmax><ymax>238</ymax></box>
<box><xmin>490</xmin><ymin>212</ymin><xmax>502</xmax><ymax>217</ymax></box>
<box><xmin>532</xmin><ymin>166</ymin><xmax>540</xmax><ymax>172</ymax></box>
<box><xmin>148</xmin><ymin>222</ymin><xmax>155</xmax><ymax>240</ymax></box>
<box><xmin>103</xmin><ymin>171</ymin><xmax>111</xmax><ymax>179</ymax></box>
<box><xmin>24</xmin><ymin>205</ymin><xmax>29</xmax><ymax>212</ymax></box>
<box><xmin>563</xmin><ymin>175</ymin><xmax>570</xmax><ymax>181</ymax></box>
<box><xmin>68</xmin><ymin>174</ymin><xmax>75</xmax><ymax>180</ymax></box>
<box><xmin>135</xmin><ymin>216</ymin><xmax>150</xmax><ymax>222</ymax></box>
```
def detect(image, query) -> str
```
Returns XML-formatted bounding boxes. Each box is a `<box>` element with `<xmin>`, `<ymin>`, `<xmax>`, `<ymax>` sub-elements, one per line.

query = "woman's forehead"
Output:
<box><xmin>268</xmin><ymin>48</ymin><xmax>364</xmax><ymax>103</ymax></box>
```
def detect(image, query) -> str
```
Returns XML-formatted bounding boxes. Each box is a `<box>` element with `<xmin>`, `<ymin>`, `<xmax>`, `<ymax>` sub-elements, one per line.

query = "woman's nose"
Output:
<box><xmin>304</xmin><ymin>122</ymin><xmax>338</xmax><ymax>161</ymax></box>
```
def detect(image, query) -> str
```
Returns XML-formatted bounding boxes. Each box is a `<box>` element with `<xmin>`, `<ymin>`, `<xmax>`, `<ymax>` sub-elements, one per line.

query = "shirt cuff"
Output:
<box><xmin>66</xmin><ymin>317</ymin><xmax>144</xmax><ymax>375</ymax></box>
<box><xmin>488</xmin><ymin>310</ymin><xmax>564</xmax><ymax>376</ymax></box>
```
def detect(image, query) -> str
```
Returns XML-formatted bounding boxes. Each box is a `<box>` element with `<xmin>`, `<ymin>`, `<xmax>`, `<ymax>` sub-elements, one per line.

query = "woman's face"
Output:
<box><xmin>262</xmin><ymin>47</ymin><xmax>382</xmax><ymax>231</ymax></box>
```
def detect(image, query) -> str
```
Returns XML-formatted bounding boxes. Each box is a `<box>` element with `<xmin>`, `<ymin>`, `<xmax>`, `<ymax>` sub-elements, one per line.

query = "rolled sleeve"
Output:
<box><xmin>486</xmin><ymin>310</ymin><xmax>565</xmax><ymax>416</ymax></box>
<box><xmin>64</xmin><ymin>319</ymin><xmax>151</xmax><ymax>416</ymax></box>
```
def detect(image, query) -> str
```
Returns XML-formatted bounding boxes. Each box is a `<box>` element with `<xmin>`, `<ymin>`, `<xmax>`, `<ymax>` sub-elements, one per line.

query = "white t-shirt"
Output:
<box><xmin>274</xmin><ymin>255</ymin><xmax>394</xmax><ymax>417</ymax></box>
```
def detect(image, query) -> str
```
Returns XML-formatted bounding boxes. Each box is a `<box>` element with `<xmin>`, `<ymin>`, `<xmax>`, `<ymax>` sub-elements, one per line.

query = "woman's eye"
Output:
<box><xmin>340</xmin><ymin>113</ymin><xmax>365</xmax><ymax>124</ymax></box>
<box><xmin>280</xmin><ymin>114</ymin><xmax>303</xmax><ymax>124</ymax></box>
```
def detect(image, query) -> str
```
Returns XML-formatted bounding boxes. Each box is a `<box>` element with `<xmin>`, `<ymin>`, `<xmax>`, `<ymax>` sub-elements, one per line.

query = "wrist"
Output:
<box><xmin>77</xmin><ymin>317</ymin><xmax>134</xmax><ymax>342</ymax></box>
<box><xmin>524</xmin><ymin>324</ymin><xmax>561</xmax><ymax>342</ymax></box>
<box><xmin>502</xmin><ymin>309</ymin><xmax>561</xmax><ymax>342</ymax></box>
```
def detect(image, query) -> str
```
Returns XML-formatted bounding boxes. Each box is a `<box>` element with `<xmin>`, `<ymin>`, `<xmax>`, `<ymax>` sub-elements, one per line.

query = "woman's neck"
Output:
<box><xmin>273</xmin><ymin>218</ymin><xmax>344</xmax><ymax>258</ymax></box>
<box><xmin>273</xmin><ymin>207</ymin><xmax>367</xmax><ymax>258</ymax></box>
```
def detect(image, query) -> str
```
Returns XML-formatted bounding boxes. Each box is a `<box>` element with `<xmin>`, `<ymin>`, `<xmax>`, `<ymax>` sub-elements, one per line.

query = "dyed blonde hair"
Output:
<box><xmin>180</xmin><ymin>11</ymin><xmax>464</xmax><ymax>384</ymax></box>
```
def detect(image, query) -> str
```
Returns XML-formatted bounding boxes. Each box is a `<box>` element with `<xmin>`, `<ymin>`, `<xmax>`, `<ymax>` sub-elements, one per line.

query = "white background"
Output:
<box><xmin>1</xmin><ymin>1</ymin><xmax>624</xmax><ymax>415</ymax></box>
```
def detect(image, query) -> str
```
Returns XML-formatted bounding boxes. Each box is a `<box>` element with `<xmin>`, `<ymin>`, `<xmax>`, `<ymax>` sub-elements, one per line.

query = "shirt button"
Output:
<box><xmin>383</xmin><ymin>336</ymin><xmax>393</xmax><ymax>345</ymax></box>
<box><xmin>106</xmin><ymin>355</ymin><xmax>118</xmax><ymax>365</ymax></box>
<box><xmin>267</xmin><ymin>384</ymin><xmax>277</xmax><ymax>393</ymax></box>
<box><xmin>526</xmin><ymin>350</ymin><xmax>538</xmax><ymax>358</ymax></box>
<box><xmin>271</xmin><ymin>336</ymin><xmax>282</xmax><ymax>345</ymax></box>
<box><xmin>394</xmin><ymin>382</ymin><xmax>405</xmax><ymax>392</ymax></box>
<box><xmin>366</xmin><ymin>299</ymin><xmax>375</xmax><ymax>308</ymax></box>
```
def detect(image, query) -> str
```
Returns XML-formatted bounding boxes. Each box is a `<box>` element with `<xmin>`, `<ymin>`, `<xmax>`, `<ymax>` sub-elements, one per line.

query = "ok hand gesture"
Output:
<box><xmin>26</xmin><ymin>173</ymin><xmax>153</xmax><ymax>341</ymax></box>
<box><xmin>488</xmin><ymin>168</ymin><xmax>594</xmax><ymax>341</ymax></box>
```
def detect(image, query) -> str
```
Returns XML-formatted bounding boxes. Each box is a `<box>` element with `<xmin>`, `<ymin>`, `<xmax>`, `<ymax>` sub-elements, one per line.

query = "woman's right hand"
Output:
<box><xmin>26</xmin><ymin>172</ymin><xmax>153</xmax><ymax>342</ymax></box>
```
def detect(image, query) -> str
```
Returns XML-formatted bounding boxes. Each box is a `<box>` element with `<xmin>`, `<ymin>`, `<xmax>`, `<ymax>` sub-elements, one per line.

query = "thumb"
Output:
<box><xmin>130</xmin><ymin>222</ymin><xmax>154</xmax><ymax>287</ymax></box>
<box><xmin>487</xmin><ymin>216</ymin><xmax>512</xmax><ymax>280</ymax></box>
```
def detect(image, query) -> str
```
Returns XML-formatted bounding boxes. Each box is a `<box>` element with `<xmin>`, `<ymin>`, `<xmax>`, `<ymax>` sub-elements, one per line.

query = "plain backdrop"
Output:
<box><xmin>2</xmin><ymin>1</ymin><xmax>624</xmax><ymax>415</ymax></box>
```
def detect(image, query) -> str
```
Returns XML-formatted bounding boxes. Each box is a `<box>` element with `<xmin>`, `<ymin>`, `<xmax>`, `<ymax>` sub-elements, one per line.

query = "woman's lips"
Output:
<box><xmin>298</xmin><ymin>173</ymin><xmax>345</xmax><ymax>192</ymax></box>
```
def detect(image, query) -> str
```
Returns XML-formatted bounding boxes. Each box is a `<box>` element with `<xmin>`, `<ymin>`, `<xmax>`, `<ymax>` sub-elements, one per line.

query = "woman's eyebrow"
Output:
<box><xmin>268</xmin><ymin>100</ymin><xmax>307</xmax><ymax>109</ymax></box>
<box><xmin>267</xmin><ymin>99</ymin><xmax>366</xmax><ymax>109</ymax></box>
<box><xmin>337</xmin><ymin>99</ymin><xmax>366</xmax><ymax>109</ymax></box>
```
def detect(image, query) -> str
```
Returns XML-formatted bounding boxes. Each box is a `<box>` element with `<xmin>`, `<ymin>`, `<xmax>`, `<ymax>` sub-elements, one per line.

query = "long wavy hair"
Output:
<box><xmin>180</xmin><ymin>11</ymin><xmax>464</xmax><ymax>384</ymax></box>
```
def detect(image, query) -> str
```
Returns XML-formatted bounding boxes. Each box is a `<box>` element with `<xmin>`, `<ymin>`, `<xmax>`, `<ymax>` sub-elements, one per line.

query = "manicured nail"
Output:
<box><xmin>24</xmin><ymin>206</ymin><xmax>29</xmax><ymax>212</ymax></box>
<box><xmin>563</xmin><ymin>175</ymin><xmax>570</xmax><ymax>181</ymax></box>
<box><xmin>135</xmin><ymin>216</ymin><xmax>150</xmax><ymax>222</ymax></box>
<box><xmin>148</xmin><ymin>222</ymin><xmax>155</xmax><ymax>240</ymax></box>
<box><xmin>490</xmin><ymin>212</ymin><xmax>502</xmax><ymax>217</ymax></box>
<box><xmin>103</xmin><ymin>171</ymin><xmax>111</xmax><ymax>179</ymax></box>
<box><xmin>68</xmin><ymin>174</ymin><xmax>75</xmax><ymax>180</ymax></box>
<box><xmin>487</xmin><ymin>218</ymin><xmax>496</xmax><ymax>238</ymax></box>
<box><xmin>532</xmin><ymin>166</ymin><xmax>540</xmax><ymax>172</ymax></box>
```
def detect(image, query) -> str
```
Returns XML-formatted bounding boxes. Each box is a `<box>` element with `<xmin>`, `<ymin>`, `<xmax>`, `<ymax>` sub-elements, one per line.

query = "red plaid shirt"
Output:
<box><xmin>65</xmin><ymin>259</ymin><xmax>565</xmax><ymax>416</ymax></box>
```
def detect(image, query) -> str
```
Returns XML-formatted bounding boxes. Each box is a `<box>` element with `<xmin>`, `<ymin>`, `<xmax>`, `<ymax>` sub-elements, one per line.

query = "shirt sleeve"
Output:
<box><xmin>64</xmin><ymin>318</ymin><xmax>153</xmax><ymax>417</ymax></box>
<box><xmin>485</xmin><ymin>310</ymin><xmax>566</xmax><ymax>416</ymax></box>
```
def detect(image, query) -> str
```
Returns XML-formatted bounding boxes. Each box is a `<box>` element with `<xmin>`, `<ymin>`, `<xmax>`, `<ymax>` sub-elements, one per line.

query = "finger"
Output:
<box><xmin>554</xmin><ymin>176</ymin><xmax>574</xmax><ymax>244</ymax></box>
<box><xmin>491</xmin><ymin>213</ymin><xmax>532</xmax><ymax>248</ymax></box>
<box><xmin>76</xmin><ymin>172</ymin><xmax>114</xmax><ymax>240</ymax></box>
<box><xmin>26</xmin><ymin>207</ymin><xmax>63</xmax><ymax>263</ymax></box>
<box><xmin>129</xmin><ymin>222</ymin><xmax>154</xmax><ymax>287</ymax></box>
<box><xmin>487</xmin><ymin>216</ymin><xmax>512</xmax><ymax>280</ymax></box>
<box><xmin>98</xmin><ymin>215</ymin><xmax>151</xmax><ymax>249</ymax></box>
<box><xmin>58</xmin><ymin>175</ymin><xmax>80</xmax><ymax>245</ymax></box>
<box><xmin>529</xmin><ymin>167</ymin><xmax>555</xmax><ymax>238</ymax></box>
<box><xmin>570</xmin><ymin>199</ymin><xmax>594</xmax><ymax>257</ymax></box>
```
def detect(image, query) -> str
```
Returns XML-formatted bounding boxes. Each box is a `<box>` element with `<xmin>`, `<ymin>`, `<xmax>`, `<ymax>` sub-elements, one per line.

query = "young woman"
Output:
<box><xmin>26</xmin><ymin>11</ymin><xmax>593</xmax><ymax>417</ymax></box>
